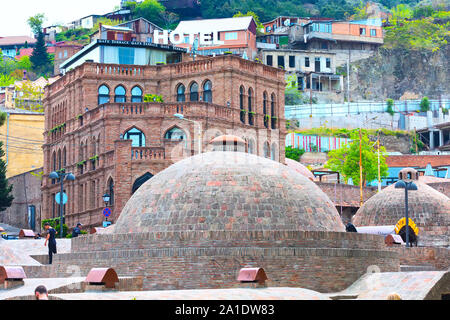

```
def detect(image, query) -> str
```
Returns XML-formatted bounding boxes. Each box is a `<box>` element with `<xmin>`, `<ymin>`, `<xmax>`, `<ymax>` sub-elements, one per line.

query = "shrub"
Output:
<box><xmin>285</xmin><ymin>146</ymin><xmax>305</xmax><ymax>162</ymax></box>
<box><xmin>386</xmin><ymin>99</ymin><xmax>395</xmax><ymax>116</ymax></box>
<box><xmin>42</xmin><ymin>218</ymin><xmax>68</xmax><ymax>238</ymax></box>
<box><xmin>420</xmin><ymin>96</ymin><xmax>430</xmax><ymax>112</ymax></box>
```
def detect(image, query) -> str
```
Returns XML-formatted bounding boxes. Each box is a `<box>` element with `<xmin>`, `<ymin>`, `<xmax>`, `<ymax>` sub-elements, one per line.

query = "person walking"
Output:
<box><xmin>44</xmin><ymin>223</ymin><xmax>57</xmax><ymax>264</ymax></box>
<box><xmin>71</xmin><ymin>223</ymin><xmax>82</xmax><ymax>238</ymax></box>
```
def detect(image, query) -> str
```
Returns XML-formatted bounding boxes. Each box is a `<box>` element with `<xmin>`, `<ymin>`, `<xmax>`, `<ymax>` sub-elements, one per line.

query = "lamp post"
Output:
<box><xmin>174</xmin><ymin>113</ymin><xmax>202</xmax><ymax>154</ymax></box>
<box><xmin>395</xmin><ymin>179</ymin><xmax>418</xmax><ymax>247</ymax></box>
<box><xmin>102</xmin><ymin>193</ymin><xmax>111</xmax><ymax>222</ymax></box>
<box><xmin>49</xmin><ymin>170</ymin><xmax>75</xmax><ymax>238</ymax></box>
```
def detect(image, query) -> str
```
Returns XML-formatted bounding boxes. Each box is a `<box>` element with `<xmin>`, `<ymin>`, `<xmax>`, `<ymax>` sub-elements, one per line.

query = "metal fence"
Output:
<box><xmin>285</xmin><ymin>99</ymin><xmax>449</xmax><ymax>119</ymax></box>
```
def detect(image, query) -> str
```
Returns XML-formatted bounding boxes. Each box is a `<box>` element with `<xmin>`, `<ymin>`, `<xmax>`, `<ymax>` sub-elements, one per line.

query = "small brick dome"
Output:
<box><xmin>115</xmin><ymin>152</ymin><xmax>345</xmax><ymax>233</ymax></box>
<box><xmin>353</xmin><ymin>181</ymin><xmax>450</xmax><ymax>246</ymax></box>
<box><xmin>285</xmin><ymin>158</ymin><xmax>315</xmax><ymax>181</ymax></box>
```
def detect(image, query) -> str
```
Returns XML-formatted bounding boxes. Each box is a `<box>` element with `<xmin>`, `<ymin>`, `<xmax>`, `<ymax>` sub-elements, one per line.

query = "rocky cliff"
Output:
<box><xmin>348</xmin><ymin>46</ymin><xmax>450</xmax><ymax>101</ymax></box>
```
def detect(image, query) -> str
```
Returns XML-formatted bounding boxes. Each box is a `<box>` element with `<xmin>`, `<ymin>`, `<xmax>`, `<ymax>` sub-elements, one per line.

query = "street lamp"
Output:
<box><xmin>102</xmin><ymin>193</ymin><xmax>111</xmax><ymax>207</ymax></box>
<box><xmin>395</xmin><ymin>179</ymin><xmax>418</xmax><ymax>248</ymax></box>
<box><xmin>174</xmin><ymin>113</ymin><xmax>202</xmax><ymax>154</ymax></box>
<box><xmin>49</xmin><ymin>170</ymin><xmax>75</xmax><ymax>238</ymax></box>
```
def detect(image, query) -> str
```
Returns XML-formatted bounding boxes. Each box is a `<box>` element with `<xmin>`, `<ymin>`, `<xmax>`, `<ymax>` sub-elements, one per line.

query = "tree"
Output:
<box><xmin>233</xmin><ymin>11</ymin><xmax>264</xmax><ymax>34</ymax></box>
<box><xmin>126</xmin><ymin>0</ymin><xmax>166</xmax><ymax>26</ymax></box>
<box><xmin>0</xmin><ymin>74</ymin><xmax>17</xmax><ymax>87</ymax></box>
<box><xmin>286</xmin><ymin>146</ymin><xmax>305</xmax><ymax>162</ymax></box>
<box><xmin>30</xmin><ymin>31</ymin><xmax>52</xmax><ymax>76</ymax></box>
<box><xmin>420</xmin><ymin>96</ymin><xmax>430</xmax><ymax>112</ymax></box>
<box><xmin>0</xmin><ymin>112</ymin><xmax>13</xmax><ymax>212</ymax></box>
<box><xmin>160</xmin><ymin>11</ymin><xmax>180</xmax><ymax>29</ymax></box>
<box><xmin>325</xmin><ymin>130</ymin><xmax>388</xmax><ymax>186</ymax></box>
<box><xmin>386</xmin><ymin>98</ymin><xmax>395</xmax><ymax>116</ymax></box>
<box><xmin>91</xmin><ymin>17</ymin><xmax>121</xmax><ymax>34</ymax></box>
<box><xmin>27</xmin><ymin>13</ymin><xmax>46</xmax><ymax>35</ymax></box>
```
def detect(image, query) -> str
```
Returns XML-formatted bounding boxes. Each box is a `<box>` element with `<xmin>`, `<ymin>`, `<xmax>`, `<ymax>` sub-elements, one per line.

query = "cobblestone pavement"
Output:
<box><xmin>0</xmin><ymin>238</ymin><xmax>71</xmax><ymax>265</ymax></box>
<box><xmin>50</xmin><ymin>287</ymin><xmax>331</xmax><ymax>300</ymax></box>
<box><xmin>0</xmin><ymin>278</ymin><xmax>85</xmax><ymax>300</ymax></box>
<box><xmin>327</xmin><ymin>271</ymin><xmax>448</xmax><ymax>300</ymax></box>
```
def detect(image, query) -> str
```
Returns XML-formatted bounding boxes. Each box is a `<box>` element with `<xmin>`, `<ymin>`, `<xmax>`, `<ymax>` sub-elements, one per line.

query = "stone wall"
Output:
<box><xmin>390</xmin><ymin>246</ymin><xmax>450</xmax><ymax>271</ymax></box>
<box><xmin>0</xmin><ymin>168</ymin><xmax>42</xmax><ymax>232</ymax></box>
<box><xmin>316</xmin><ymin>182</ymin><xmax>378</xmax><ymax>208</ymax></box>
<box><xmin>23</xmin><ymin>231</ymin><xmax>399</xmax><ymax>293</ymax></box>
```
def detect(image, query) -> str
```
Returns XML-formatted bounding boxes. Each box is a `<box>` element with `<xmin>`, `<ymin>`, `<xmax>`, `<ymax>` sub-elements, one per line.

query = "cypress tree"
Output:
<box><xmin>30</xmin><ymin>31</ymin><xmax>51</xmax><ymax>75</ymax></box>
<box><xmin>0</xmin><ymin>112</ymin><xmax>13</xmax><ymax>212</ymax></box>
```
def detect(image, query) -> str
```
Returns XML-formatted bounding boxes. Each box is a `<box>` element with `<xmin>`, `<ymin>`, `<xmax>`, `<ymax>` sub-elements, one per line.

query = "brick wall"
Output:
<box><xmin>0</xmin><ymin>168</ymin><xmax>43</xmax><ymax>231</ymax></box>
<box><xmin>23</xmin><ymin>231</ymin><xmax>399</xmax><ymax>293</ymax></box>
<box><xmin>390</xmin><ymin>246</ymin><xmax>450</xmax><ymax>271</ymax></box>
<box><xmin>316</xmin><ymin>182</ymin><xmax>378</xmax><ymax>207</ymax></box>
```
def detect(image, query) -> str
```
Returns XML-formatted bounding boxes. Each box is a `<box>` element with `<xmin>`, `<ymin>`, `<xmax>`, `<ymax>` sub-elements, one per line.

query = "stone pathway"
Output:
<box><xmin>50</xmin><ymin>287</ymin><xmax>330</xmax><ymax>300</ymax></box>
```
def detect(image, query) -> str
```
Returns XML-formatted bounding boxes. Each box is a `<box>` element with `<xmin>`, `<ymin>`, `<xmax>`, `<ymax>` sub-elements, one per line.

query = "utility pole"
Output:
<box><xmin>359</xmin><ymin>128</ymin><xmax>364</xmax><ymax>206</ymax></box>
<box><xmin>347</xmin><ymin>51</ymin><xmax>351</xmax><ymax>115</ymax></box>
<box><xmin>377</xmin><ymin>131</ymin><xmax>381</xmax><ymax>193</ymax></box>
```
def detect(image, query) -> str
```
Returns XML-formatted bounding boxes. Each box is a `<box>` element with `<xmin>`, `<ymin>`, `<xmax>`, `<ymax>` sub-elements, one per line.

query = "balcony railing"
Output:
<box><xmin>131</xmin><ymin>147</ymin><xmax>165</xmax><ymax>160</ymax></box>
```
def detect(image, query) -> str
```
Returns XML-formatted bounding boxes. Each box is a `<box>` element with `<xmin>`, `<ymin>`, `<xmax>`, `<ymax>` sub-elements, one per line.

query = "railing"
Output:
<box><xmin>131</xmin><ymin>147</ymin><xmax>165</xmax><ymax>160</ymax></box>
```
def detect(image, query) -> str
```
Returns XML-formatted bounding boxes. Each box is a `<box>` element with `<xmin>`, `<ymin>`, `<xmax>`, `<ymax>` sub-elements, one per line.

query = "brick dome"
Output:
<box><xmin>115</xmin><ymin>151</ymin><xmax>345</xmax><ymax>233</ymax></box>
<box><xmin>285</xmin><ymin>158</ymin><xmax>315</xmax><ymax>180</ymax></box>
<box><xmin>353</xmin><ymin>181</ymin><xmax>450</xmax><ymax>246</ymax></box>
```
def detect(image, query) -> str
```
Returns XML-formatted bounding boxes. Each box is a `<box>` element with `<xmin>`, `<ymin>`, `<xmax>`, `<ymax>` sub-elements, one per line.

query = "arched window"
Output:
<box><xmin>271</xmin><ymin>143</ymin><xmax>278</xmax><ymax>161</ymax></box>
<box><xmin>57</xmin><ymin>150</ymin><xmax>61</xmax><ymax>170</ymax></box>
<box><xmin>165</xmin><ymin>127</ymin><xmax>187</xmax><ymax>141</ymax></box>
<box><xmin>248</xmin><ymin>139</ymin><xmax>255</xmax><ymax>154</ymax></box>
<box><xmin>263</xmin><ymin>92</ymin><xmax>268</xmax><ymax>128</ymax></box>
<box><xmin>98</xmin><ymin>85</ymin><xmax>110</xmax><ymax>105</ymax></box>
<box><xmin>203</xmin><ymin>80</ymin><xmax>212</xmax><ymax>103</ymax></box>
<box><xmin>63</xmin><ymin>147</ymin><xmax>67</xmax><ymax>167</ymax></box>
<box><xmin>176</xmin><ymin>84</ymin><xmax>185</xmax><ymax>102</ymax></box>
<box><xmin>239</xmin><ymin>86</ymin><xmax>245</xmax><ymax>124</ymax></box>
<box><xmin>115</xmin><ymin>85</ymin><xmax>126</xmax><ymax>103</ymax></box>
<box><xmin>271</xmin><ymin>93</ymin><xmax>277</xmax><ymax>129</ymax></box>
<box><xmin>52</xmin><ymin>151</ymin><xmax>56</xmax><ymax>171</ymax></box>
<box><xmin>132</xmin><ymin>172</ymin><xmax>153</xmax><ymax>194</ymax></box>
<box><xmin>190</xmin><ymin>82</ymin><xmax>199</xmax><ymax>101</ymax></box>
<box><xmin>131</xmin><ymin>86</ymin><xmax>143</xmax><ymax>102</ymax></box>
<box><xmin>248</xmin><ymin>88</ymin><xmax>254</xmax><ymax>126</ymax></box>
<box><xmin>124</xmin><ymin>128</ymin><xmax>146</xmax><ymax>147</ymax></box>
<box><xmin>107</xmin><ymin>178</ymin><xmax>114</xmax><ymax>206</ymax></box>
<box><xmin>263</xmin><ymin>142</ymin><xmax>270</xmax><ymax>158</ymax></box>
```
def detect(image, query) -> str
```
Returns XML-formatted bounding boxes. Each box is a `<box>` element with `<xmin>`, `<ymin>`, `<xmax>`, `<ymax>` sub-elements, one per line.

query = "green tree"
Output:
<box><xmin>285</xmin><ymin>146</ymin><xmax>305</xmax><ymax>162</ymax></box>
<box><xmin>233</xmin><ymin>11</ymin><xmax>264</xmax><ymax>34</ymax></box>
<box><xmin>420</xmin><ymin>96</ymin><xmax>430</xmax><ymax>112</ymax></box>
<box><xmin>386</xmin><ymin>98</ymin><xmax>395</xmax><ymax>116</ymax></box>
<box><xmin>126</xmin><ymin>0</ymin><xmax>166</xmax><ymax>26</ymax></box>
<box><xmin>0</xmin><ymin>112</ymin><xmax>13</xmax><ymax>212</ymax></box>
<box><xmin>325</xmin><ymin>130</ymin><xmax>389</xmax><ymax>186</ymax></box>
<box><xmin>30</xmin><ymin>31</ymin><xmax>52</xmax><ymax>76</ymax></box>
<box><xmin>17</xmin><ymin>56</ymin><xmax>32</xmax><ymax>71</ymax></box>
<box><xmin>0</xmin><ymin>74</ymin><xmax>17</xmax><ymax>86</ymax></box>
<box><xmin>27</xmin><ymin>13</ymin><xmax>46</xmax><ymax>35</ymax></box>
<box><xmin>91</xmin><ymin>17</ymin><xmax>121</xmax><ymax>34</ymax></box>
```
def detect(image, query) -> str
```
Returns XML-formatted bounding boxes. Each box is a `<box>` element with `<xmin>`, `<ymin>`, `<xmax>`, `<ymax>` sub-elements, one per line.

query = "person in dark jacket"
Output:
<box><xmin>44</xmin><ymin>223</ymin><xmax>57</xmax><ymax>264</ymax></box>
<box><xmin>71</xmin><ymin>223</ymin><xmax>82</xmax><ymax>238</ymax></box>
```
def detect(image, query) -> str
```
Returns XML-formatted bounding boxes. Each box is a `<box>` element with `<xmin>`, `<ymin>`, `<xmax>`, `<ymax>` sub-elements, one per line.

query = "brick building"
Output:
<box><xmin>42</xmin><ymin>54</ymin><xmax>286</xmax><ymax>229</ymax></box>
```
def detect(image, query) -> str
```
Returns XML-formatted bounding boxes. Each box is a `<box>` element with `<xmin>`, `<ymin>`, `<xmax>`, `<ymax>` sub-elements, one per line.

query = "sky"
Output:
<box><xmin>0</xmin><ymin>0</ymin><xmax>121</xmax><ymax>37</ymax></box>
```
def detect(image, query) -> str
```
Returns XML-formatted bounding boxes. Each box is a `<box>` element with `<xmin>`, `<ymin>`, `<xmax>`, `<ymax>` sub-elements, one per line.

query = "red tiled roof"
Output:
<box><xmin>386</xmin><ymin>155</ymin><xmax>450</xmax><ymax>167</ymax></box>
<box><xmin>16</xmin><ymin>48</ymin><xmax>34</xmax><ymax>59</ymax></box>
<box><xmin>0</xmin><ymin>36</ymin><xmax>36</xmax><ymax>46</ymax></box>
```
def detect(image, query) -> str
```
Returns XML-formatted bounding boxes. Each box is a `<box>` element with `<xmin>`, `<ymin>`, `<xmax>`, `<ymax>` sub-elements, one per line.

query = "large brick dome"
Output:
<box><xmin>115</xmin><ymin>151</ymin><xmax>345</xmax><ymax>233</ymax></box>
<box><xmin>353</xmin><ymin>176</ymin><xmax>450</xmax><ymax>246</ymax></box>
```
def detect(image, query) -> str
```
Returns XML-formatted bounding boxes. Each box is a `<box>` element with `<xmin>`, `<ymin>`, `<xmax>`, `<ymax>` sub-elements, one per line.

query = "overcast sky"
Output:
<box><xmin>1</xmin><ymin>0</ymin><xmax>121</xmax><ymax>37</ymax></box>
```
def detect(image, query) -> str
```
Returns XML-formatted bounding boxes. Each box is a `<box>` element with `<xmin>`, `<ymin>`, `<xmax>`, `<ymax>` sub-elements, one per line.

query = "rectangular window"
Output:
<box><xmin>305</xmin><ymin>57</ymin><xmax>310</xmax><ymax>67</ymax></box>
<box><xmin>266</xmin><ymin>55</ymin><xmax>273</xmax><ymax>66</ymax></box>
<box><xmin>118</xmin><ymin>47</ymin><xmax>134</xmax><ymax>65</ymax></box>
<box><xmin>360</xmin><ymin>28</ymin><xmax>366</xmax><ymax>35</ymax></box>
<box><xmin>326</xmin><ymin>58</ymin><xmax>331</xmax><ymax>69</ymax></box>
<box><xmin>117</xmin><ymin>33</ymin><xmax>124</xmax><ymax>41</ymax></box>
<box><xmin>277</xmin><ymin>55</ymin><xmax>285</xmax><ymax>68</ymax></box>
<box><xmin>315</xmin><ymin>57</ymin><xmax>321</xmax><ymax>72</ymax></box>
<box><xmin>146</xmin><ymin>37</ymin><xmax>152</xmax><ymax>43</ymax></box>
<box><xmin>184</xmin><ymin>36</ymin><xmax>190</xmax><ymax>43</ymax></box>
<box><xmin>64</xmin><ymin>50</ymin><xmax>67</xmax><ymax>58</ymax></box>
<box><xmin>289</xmin><ymin>56</ymin><xmax>295</xmax><ymax>68</ymax></box>
<box><xmin>370</xmin><ymin>29</ymin><xmax>377</xmax><ymax>36</ymax></box>
<box><xmin>225</xmin><ymin>32</ymin><xmax>238</xmax><ymax>40</ymax></box>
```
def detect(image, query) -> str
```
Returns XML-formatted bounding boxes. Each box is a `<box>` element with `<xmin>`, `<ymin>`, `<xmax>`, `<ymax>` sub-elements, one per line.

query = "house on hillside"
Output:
<box><xmin>173</xmin><ymin>16</ymin><xmax>258</xmax><ymax>59</ymax></box>
<box><xmin>0</xmin><ymin>36</ymin><xmax>36</xmax><ymax>58</ymax></box>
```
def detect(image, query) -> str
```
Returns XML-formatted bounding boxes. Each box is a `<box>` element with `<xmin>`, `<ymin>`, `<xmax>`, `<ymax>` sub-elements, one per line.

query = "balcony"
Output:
<box><xmin>131</xmin><ymin>147</ymin><xmax>165</xmax><ymax>160</ymax></box>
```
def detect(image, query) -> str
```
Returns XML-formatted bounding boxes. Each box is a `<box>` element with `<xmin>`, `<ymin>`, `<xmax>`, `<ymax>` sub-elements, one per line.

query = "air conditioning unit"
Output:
<box><xmin>284</xmin><ymin>19</ymin><xmax>290</xmax><ymax>27</ymax></box>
